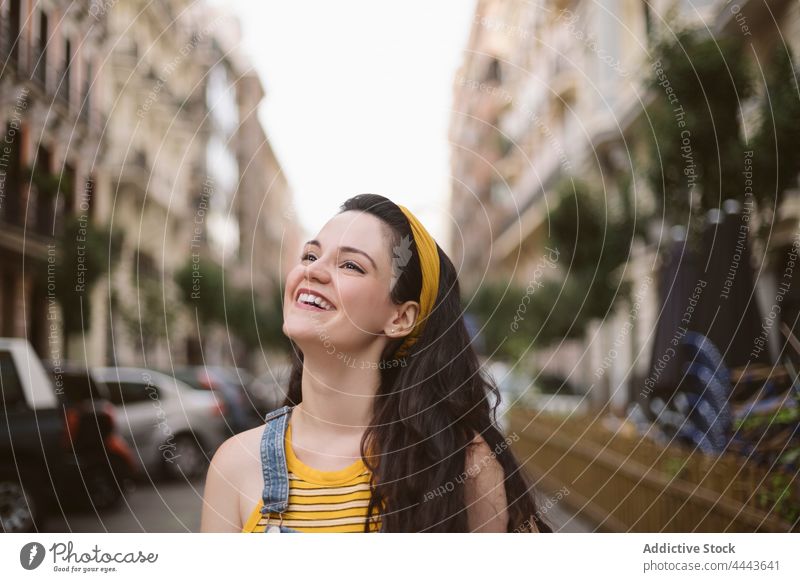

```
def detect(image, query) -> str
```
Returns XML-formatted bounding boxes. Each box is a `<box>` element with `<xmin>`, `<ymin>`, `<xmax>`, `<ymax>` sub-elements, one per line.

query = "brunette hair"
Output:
<box><xmin>282</xmin><ymin>193</ymin><xmax>552</xmax><ymax>533</ymax></box>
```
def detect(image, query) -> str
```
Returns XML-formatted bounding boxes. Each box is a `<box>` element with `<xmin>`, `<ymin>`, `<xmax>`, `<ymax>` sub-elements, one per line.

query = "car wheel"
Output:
<box><xmin>162</xmin><ymin>435</ymin><xmax>207</xmax><ymax>481</ymax></box>
<box><xmin>84</xmin><ymin>468</ymin><xmax>122</xmax><ymax>511</ymax></box>
<box><xmin>0</xmin><ymin>480</ymin><xmax>39</xmax><ymax>533</ymax></box>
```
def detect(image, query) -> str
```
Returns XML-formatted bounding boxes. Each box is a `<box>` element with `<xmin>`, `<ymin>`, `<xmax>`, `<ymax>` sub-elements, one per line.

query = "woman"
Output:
<box><xmin>200</xmin><ymin>193</ymin><xmax>552</xmax><ymax>533</ymax></box>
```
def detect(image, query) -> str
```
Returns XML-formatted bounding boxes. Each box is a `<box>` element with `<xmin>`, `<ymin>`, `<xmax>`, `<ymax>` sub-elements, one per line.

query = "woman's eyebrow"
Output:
<box><xmin>304</xmin><ymin>240</ymin><xmax>377</xmax><ymax>270</ymax></box>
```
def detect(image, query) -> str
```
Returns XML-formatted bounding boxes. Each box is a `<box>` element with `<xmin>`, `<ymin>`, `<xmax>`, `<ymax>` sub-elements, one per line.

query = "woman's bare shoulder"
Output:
<box><xmin>212</xmin><ymin>423</ymin><xmax>265</xmax><ymax>471</ymax></box>
<box><xmin>201</xmin><ymin>423</ymin><xmax>267</xmax><ymax>532</ymax></box>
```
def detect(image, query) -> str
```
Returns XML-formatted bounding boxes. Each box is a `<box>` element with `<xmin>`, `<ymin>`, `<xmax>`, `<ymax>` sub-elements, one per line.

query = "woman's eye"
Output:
<box><xmin>301</xmin><ymin>253</ymin><xmax>363</xmax><ymax>273</ymax></box>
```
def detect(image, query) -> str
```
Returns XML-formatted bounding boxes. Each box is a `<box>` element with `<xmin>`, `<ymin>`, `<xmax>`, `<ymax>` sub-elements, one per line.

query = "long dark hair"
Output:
<box><xmin>282</xmin><ymin>193</ymin><xmax>552</xmax><ymax>532</ymax></box>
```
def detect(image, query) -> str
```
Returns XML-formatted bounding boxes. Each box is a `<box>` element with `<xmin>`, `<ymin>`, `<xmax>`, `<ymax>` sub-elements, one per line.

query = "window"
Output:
<box><xmin>485</xmin><ymin>58</ymin><xmax>502</xmax><ymax>84</ymax></box>
<box><xmin>81</xmin><ymin>59</ymin><xmax>92</xmax><ymax>122</ymax></box>
<box><xmin>641</xmin><ymin>0</ymin><xmax>652</xmax><ymax>39</ymax></box>
<box><xmin>1</xmin><ymin>122</ymin><xmax>23</xmax><ymax>225</ymax></box>
<box><xmin>132</xmin><ymin>249</ymin><xmax>159</xmax><ymax>280</ymax></box>
<box><xmin>60</xmin><ymin>37</ymin><xmax>71</xmax><ymax>104</ymax></box>
<box><xmin>33</xmin><ymin>146</ymin><xmax>54</xmax><ymax>235</ymax></box>
<box><xmin>0</xmin><ymin>350</ymin><xmax>27</xmax><ymax>412</ymax></box>
<box><xmin>102</xmin><ymin>381</ymin><xmax>159</xmax><ymax>406</ymax></box>
<box><xmin>34</xmin><ymin>10</ymin><xmax>48</xmax><ymax>86</ymax></box>
<box><xmin>2</xmin><ymin>0</ymin><xmax>22</xmax><ymax>66</ymax></box>
<box><xmin>53</xmin><ymin>163</ymin><xmax>76</xmax><ymax>236</ymax></box>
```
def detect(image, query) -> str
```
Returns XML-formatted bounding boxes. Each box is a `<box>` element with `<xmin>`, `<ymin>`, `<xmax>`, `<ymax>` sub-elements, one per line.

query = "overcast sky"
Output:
<box><xmin>208</xmin><ymin>0</ymin><xmax>477</xmax><ymax>250</ymax></box>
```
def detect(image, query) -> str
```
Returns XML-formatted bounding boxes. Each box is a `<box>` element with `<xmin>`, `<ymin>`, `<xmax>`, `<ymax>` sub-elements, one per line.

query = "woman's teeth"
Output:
<box><xmin>298</xmin><ymin>293</ymin><xmax>334</xmax><ymax>311</ymax></box>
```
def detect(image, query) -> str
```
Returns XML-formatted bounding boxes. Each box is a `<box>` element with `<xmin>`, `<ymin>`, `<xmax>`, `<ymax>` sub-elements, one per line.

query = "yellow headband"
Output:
<box><xmin>395</xmin><ymin>205</ymin><xmax>440</xmax><ymax>357</ymax></box>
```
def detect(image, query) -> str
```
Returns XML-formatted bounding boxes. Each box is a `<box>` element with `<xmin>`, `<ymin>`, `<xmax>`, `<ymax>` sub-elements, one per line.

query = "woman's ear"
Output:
<box><xmin>384</xmin><ymin>301</ymin><xmax>419</xmax><ymax>338</ymax></box>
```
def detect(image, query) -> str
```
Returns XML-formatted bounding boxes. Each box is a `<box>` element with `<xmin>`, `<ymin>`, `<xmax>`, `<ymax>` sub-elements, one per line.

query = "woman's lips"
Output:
<box><xmin>294</xmin><ymin>298</ymin><xmax>334</xmax><ymax>312</ymax></box>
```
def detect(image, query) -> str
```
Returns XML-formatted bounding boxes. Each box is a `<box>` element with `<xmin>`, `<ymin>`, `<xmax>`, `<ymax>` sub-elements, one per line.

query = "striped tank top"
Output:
<box><xmin>242</xmin><ymin>422</ymin><xmax>381</xmax><ymax>532</ymax></box>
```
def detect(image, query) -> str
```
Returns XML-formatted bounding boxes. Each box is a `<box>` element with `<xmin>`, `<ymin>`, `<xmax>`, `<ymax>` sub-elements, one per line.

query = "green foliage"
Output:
<box><xmin>118</xmin><ymin>276</ymin><xmax>178</xmax><ymax>354</ymax></box>
<box><xmin>49</xmin><ymin>218</ymin><xmax>120</xmax><ymax>337</ymax></box>
<box><xmin>24</xmin><ymin>165</ymin><xmax>73</xmax><ymax>198</ymax></box>
<box><xmin>779</xmin><ymin>447</ymin><xmax>800</xmax><ymax>466</ymax></box>
<box><xmin>733</xmin><ymin>398</ymin><xmax>800</xmax><ymax>431</ymax></box>
<box><xmin>227</xmin><ymin>283</ymin><xmax>291</xmax><ymax>352</ymax></box>
<box><xmin>469</xmin><ymin>178</ymin><xmax>637</xmax><ymax>358</ymax></box>
<box><xmin>646</xmin><ymin>27</ymin><xmax>800</xmax><ymax>254</ymax></box>
<box><xmin>646</xmin><ymin>28</ymin><xmax>753</xmax><ymax>225</ymax></box>
<box><xmin>546</xmin><ymin>178</ymin><xmax>635</xmax><ymax>326</ymax></box>
<box><xmin>175</xmin><ymin>257</ymin><xmax>226</xmax><ymax>324</ymax></box>
<box><xmin>175</xmin><ymin>258</ymin><xmax>288</xmax><ymax>352</ymax></box>
<box><xmin>756</xmin><ymin>471</ymin><xmax>800</xmax><ymax>526</ymax></box>
<box><xmin>750</xmin><ymin>44</ymin><xmax>800</xmax><ymax>241</ymax></box>
<box><xmin>662</xmin><ymin>456</ymin><xmax>688</xmax><ymax>479</ymax></box>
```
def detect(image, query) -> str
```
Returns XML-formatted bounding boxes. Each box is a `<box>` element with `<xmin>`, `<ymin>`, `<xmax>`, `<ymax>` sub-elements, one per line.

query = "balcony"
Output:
<box><xmin>111</xmin><ymin>148</ymin><xmax>151</xmax><ymax>195</ymax></box>
<box><xmin>111</xmin><ymin>42</ymin><xmax>141</xmax><ymax>74</ymax></box>
<box><xmin>0</xmin><ymin>20</ymin><xmax>21</xmax><ymax>73</ymax></box>
<box><xmin>0</xmin><ymin>178</ymin><xmax>24</xmax><ymax>229</ymax></box>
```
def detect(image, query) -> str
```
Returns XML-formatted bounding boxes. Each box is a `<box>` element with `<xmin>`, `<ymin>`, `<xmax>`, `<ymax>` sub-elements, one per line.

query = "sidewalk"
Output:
<box><xmin>540</xmin><ymin>499</ymin><xmax>597</xmax><ymax>533</ymax></box>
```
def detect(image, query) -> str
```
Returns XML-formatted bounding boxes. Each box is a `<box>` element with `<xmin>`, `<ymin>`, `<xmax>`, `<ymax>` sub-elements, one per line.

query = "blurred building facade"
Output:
<box><xmin>450</xmin><ymin>0</ymin><xmax>800</xmax><ymax>413</ymax></box>
<box><xmin>0</xmin><ymin>0</ymin><xmax>105</xmax><ymax>358</ymax></box>
<box><xmin>233</xmin><ymin>70</ymin><xmax>299</xmax><ymax>308</ymax></box>
<box><xmin>0</xmin><ymin>0</ymin><xmax>298</xmax><ymax>370</ymax></box>
<box><xmin>98</xmin><ymin>0</ymin><xmax>209</xmax><ymax>368</ymax></box>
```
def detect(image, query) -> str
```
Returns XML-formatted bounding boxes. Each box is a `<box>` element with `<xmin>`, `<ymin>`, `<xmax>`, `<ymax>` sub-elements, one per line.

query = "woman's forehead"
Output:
<box><xmin>313</xmin><ymin>212</ymin><xmax>392</xmax><ymax>261</ymax></box>
<box><xmin>316</xmin><ymin>212</ymin><xmax>383</xmax><ymax>243</ymax></box>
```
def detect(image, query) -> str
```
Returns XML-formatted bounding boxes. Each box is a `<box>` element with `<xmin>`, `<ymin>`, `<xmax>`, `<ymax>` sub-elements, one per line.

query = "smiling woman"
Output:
<box><xmin>200</xmin><ymin>193</ymin><xmax>551</xmax><ymax>533</ymax></box>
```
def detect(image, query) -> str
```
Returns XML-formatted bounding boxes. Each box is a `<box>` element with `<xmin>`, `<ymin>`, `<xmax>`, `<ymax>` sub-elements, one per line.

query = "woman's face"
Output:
<box><xmin>283</xmin><ymin>210</ymin><xmax>417</xmax><ymax>359</ymax></box>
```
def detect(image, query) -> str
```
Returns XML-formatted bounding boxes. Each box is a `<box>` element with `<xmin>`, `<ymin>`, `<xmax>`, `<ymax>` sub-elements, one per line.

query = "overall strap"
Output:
<box><xmin>260</xmin><ymin>404</ymin><xmax>294</xmax><ymax>513</ymax></box>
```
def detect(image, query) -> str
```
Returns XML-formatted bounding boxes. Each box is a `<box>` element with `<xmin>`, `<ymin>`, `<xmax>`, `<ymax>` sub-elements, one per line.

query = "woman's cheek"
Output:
<box><xmin>347</xmin><ymin>294</ymin><xmax>386</xmax><ymax>330</ymax></box>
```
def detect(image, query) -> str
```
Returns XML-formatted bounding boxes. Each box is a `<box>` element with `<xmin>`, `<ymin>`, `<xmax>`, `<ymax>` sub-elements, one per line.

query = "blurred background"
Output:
<box><xmin>1</xmin><ymin>0</ymin><xmax>799</xmax><ymax>533</ymax></box>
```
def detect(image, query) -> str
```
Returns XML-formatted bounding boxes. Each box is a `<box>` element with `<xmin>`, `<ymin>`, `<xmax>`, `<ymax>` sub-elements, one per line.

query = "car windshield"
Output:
<box><xmin>52</xmin><ymin>370</ymin><xmax>104</xmax><ymax>403</ymax></box>
<box><xmin>163</xmin><ymin>368</ymin><xmax>209</xmax><ymax>390</ymax></box>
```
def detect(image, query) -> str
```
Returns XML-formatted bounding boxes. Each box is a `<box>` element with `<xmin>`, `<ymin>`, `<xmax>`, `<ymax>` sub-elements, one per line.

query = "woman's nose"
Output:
<box><xmin>304</xmin><ymin>254</ymin><xmax>332</xmax><ymax>282</ymax></box>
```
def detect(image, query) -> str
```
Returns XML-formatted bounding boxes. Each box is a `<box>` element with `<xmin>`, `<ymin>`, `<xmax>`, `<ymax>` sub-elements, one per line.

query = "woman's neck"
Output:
<box><xmin>296</xmin><ymin>349</ymin><xmax>381</xmax><ymax>433</ymax></box>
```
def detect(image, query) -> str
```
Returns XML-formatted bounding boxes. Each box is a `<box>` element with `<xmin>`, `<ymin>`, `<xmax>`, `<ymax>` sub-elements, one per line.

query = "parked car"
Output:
<box><xmin>0</xmin><ymin>339</ymin><xmax>128</xmax><ymax>532</ymax></box>
<box><xmin>482</xmin><ymin>360</ymin><xmax>590</xmax><ymax>422</ymax></box>
<box><xmin>168</xmin><ymin>366</ymin><xmax>259</xmax><ymax>433</ymax></box>
<box><xmin>247</xmin><ymin>365</ymin><xmax>292</xmax><ymax>418</ymax></box>
<box><xmin>91</xmin><ymin>367</ymin><xmax>229</xmax><ymax>480</ymax></box>
<box><xmin>44</xmin><ymin>363</ymin><xmax>138</xmax><ymax>509</ymax></box>
<box><xmin>529</xmin><ymin>373</ymin><xmax>590</xmax><ymax>415</ymax></box>
<box><xmin>212</xmin><ymin>367</ymin><xmax>263</xmax><ymax>427</ymax></box>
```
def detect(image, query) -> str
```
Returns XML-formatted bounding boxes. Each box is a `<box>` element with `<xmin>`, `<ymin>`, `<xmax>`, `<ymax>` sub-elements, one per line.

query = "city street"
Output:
<box><xmin>6</xmin><ymin>0</ymin><xmax>795</xmax><ymax>550</ymax></box>
<box><xmin>44</xmin><ymin>478</ymin><xmax>205</xmax><ymax>533</ymax></box>
<box><xmin>43</xmin><ymin>476</ymin><xmax>595</xmax><ymax>533</ymax></box>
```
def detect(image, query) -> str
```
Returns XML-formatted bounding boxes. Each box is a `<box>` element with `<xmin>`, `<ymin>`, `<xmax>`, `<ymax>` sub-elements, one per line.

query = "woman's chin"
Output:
<box><xmin>284</xmin><ymin>321</ymin><xmax>333</xmax><ymax>345</ymax></box>
<box><xmin>289</xmin><ymin>338</ymin><xmax>342</xmax><ymax>357</ymax></box>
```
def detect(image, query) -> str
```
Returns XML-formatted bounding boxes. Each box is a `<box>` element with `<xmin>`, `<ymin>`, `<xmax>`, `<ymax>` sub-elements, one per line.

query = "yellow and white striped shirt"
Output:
<box><xmin>242</xmin><ymin>423</ymin><xmax>381</xmax><ymax>533</ymax></box>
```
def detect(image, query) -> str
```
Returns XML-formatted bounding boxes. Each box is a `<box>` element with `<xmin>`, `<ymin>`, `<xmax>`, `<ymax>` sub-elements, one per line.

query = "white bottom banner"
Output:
<box><xmin>1</xmin><ymin>533</ymin><xmax>797</xmax><ymax>580</ymax></box>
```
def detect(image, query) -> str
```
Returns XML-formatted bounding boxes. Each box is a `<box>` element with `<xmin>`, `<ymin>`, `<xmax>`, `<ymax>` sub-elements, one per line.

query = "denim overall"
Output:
<box><xmin>259</xmin><ymin>403</ymin><xmax>383</xmax><ymax>533</ymax></box>
<box><xmin>259</xmin><ymin>404</ymin><xmax>300</xmax><ymax>533</ymax></box>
